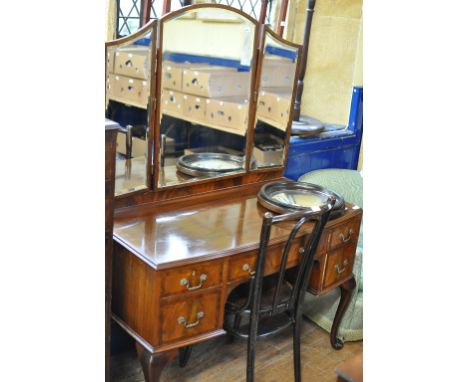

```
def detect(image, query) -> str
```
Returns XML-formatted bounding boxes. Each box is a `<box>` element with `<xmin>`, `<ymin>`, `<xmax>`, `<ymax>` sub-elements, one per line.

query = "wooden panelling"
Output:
<box><xmin>112</xmin><ymin>244</ymin><xmax>161</xmax><ymax>347</ymax></box>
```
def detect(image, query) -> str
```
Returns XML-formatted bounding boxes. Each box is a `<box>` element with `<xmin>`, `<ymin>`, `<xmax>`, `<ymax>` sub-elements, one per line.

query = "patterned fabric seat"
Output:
<box><xmin>298</xmin><ymin>169</ymin><xmax>363</xmax><ymax>342</ymax></box>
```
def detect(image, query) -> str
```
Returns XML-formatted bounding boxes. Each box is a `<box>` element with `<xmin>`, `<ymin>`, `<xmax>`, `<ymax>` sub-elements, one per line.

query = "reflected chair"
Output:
<box><xmin>224</xmin><ymin>198</ymin><xmax>335</xmax><ymax>382</ymax></box>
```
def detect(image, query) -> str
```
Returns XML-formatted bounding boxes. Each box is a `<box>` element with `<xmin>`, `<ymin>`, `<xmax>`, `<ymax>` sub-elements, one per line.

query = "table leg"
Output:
<box><xmin>330</xmin><ymin>276</ymin><xmax>357</xmax><ymax>350</ymax></box>
<box><xmin>178</xmin><ymin>346</ymin><xmax>192</xmax><ymax>367</ymax></box>
<box><xmin>135</xmin><ymin>343</ymin><xmax>177</xmax><ymax>382</ymax></box>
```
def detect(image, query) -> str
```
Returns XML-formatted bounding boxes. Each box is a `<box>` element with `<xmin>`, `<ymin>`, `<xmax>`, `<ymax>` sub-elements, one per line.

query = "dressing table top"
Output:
<box><xmin>113</xmin><ymin>190</ymin><xmax>361</xmax><ymax>270</ymax></box>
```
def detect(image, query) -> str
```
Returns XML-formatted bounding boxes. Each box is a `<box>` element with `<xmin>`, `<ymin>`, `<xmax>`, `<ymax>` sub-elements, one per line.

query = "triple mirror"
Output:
<box><xmin>105</xmin><ymin>5</ymin><xmax>301</xmax><ymax>197</ymax></box>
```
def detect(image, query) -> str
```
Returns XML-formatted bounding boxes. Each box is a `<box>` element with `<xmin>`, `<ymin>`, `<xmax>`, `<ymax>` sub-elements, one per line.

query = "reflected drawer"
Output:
<box><xmin>323</xmin><ymin>243</ymin><xmax>356</xmax><ymax>290</ymax></box>
<box><xmin>160</xmin><ymin>260</ymin><xmax>223</xmax><ymax>296</ymax></box>
<box><xmin>182</xmin><ymin>94</ymin><xmax>207</xmax><ymax>121</ymax></box>
<box><xmin>328</xmin><ymin>215</ymin><xmax>361</xmax><ymax>251</ymax></box>
<box><xmin>114</xmin><ymin>49</ymin><xmax>150</xmax><ymax>80</ymax></box>
<box><xmin>161</xmin><ymin>89</ymin><xmax>184</xmax><ymax>117</ymax></box>
<box><xmin>160</xmin><ymin>290</ymin><xmax>220</xmax><ymax>344</ymax></box>
<box><xmin>108</xmin><ymin>74</ymin><xmax>150</xmax><ymax>108</ymax></box>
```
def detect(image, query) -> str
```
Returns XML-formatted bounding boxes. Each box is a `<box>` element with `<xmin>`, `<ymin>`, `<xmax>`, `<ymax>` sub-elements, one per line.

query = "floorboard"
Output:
<box><xmin>110</xmin><ymin>319</ymin><xmax>363</xmax><ymax>382</ymax></box>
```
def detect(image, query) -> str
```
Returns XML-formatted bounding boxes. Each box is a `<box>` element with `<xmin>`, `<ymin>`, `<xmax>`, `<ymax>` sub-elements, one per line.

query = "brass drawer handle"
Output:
<box><xmin>334</xmin><ymin>260</ymin><xmax>349</xmax><ymax>274</ymax></box>
<box><xmin>180</xmin><ymin>273</ymin><xmax>207</xmax><ymax>291</ymax></box>
<box><xmin>242</xmin><ymin>263</ymin><xmax>256</xmax><ymax>276</ymax></box>
<box><xmin>339</xmin><ymin>229</ymin><xmax>354</xmax><ymax>243</ymax></box>
<box><xmin>177</xmin><ymin>311</ymin><xmax>204</xmax><ymax>329</ymax></box>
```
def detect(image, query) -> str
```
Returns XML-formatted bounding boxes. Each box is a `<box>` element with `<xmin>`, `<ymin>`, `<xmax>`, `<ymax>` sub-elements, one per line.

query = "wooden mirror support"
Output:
<box><xmin>293</xmin><ymin>0</ymin><xmax>316</xmax><ymax>121</ymax></box>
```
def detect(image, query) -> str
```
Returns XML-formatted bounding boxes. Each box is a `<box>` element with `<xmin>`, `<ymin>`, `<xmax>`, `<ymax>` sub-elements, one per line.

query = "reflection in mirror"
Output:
<box><xmin>105</xmin><ymin>26</ymin><xmax>154</xmax><ymax>196</ymax></box>
<box><xmin>157</xmin><ymin>7</ymin><xmax>255</xmax><ymax>188</ymax></box>
<box><xmin>253</xmin><ymin>31</ymin><xmax>299</xmax><ymax>168</ymax></box>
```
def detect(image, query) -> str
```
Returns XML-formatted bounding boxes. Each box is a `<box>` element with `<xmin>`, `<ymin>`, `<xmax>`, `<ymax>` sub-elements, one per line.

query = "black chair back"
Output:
<box><xmin>251</xmin><ymin>197</ymin><xmax>335</xmax><ymax>319</ymax></box>
<box><xmin>224</xmin><ymin>197</ymin><xmax>336</xmax><ymax>382</ymax></box>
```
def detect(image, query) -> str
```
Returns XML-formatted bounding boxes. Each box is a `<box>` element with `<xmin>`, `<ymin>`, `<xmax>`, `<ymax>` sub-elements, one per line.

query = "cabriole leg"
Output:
<box><xmin>330</xmin><ymin>276</ymin><xmax>357</xmax><ymax>350</ymax></box>
<box><xmin>135</xmin><ymin>342</ymin><xmax>177</xmax><ymax>382</ymax></box>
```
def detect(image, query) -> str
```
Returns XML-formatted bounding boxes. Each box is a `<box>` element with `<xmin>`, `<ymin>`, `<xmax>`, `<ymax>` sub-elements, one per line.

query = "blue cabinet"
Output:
<box><xmin>285</xmin><ymin>87</ymin><xmax>363</xmax><ymax>180</ymax></box>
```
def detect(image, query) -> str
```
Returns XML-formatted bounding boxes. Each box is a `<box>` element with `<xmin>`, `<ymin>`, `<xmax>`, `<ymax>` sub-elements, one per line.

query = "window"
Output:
<box><xmin>116</xmin><ymin>0</ymin><xmax>143</xmax><ymax>37</ymax></box>
<box><xmin>116</xmin><ymin>0</ymin><xmax>279</xmax><ymax>37</ymax></box>
<box><xmin>213</xmin><ymin>0</ymin><xmax>277</xmax><ymax>26</ymax></box>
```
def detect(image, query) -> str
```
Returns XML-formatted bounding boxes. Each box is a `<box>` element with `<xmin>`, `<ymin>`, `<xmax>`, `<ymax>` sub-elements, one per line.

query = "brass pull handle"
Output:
<box><xmin>339</xmin><ymin>229</ymin><xmax>354</xmax><ymax>243</ymax></box>
<box><xmin>180</xmin><ymin>273</ymin><xmax>207</xmax><ymax>291</ymax></box>
<box><xmin>177</xmin><ymin>311</ymin><xmax>204</xmax><ymax>329</ymax></box>
<box><xmin>242</xmin><ymin>263</ymin><xmax>256</xmax><ymax>276</ymax></box>
<box><xmin>334</xmin><ymin>260</ymin><xmax>349</xmax><ymax>274</ymax></box>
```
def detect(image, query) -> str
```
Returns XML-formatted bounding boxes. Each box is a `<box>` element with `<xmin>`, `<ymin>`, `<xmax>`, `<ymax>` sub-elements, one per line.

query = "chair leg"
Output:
<box><xmin>233</xmin><ymin>313</ymin><xmax>242</xmax><ymax>330</ymax></box>
<box><xmin>247</xmin><ymin>312</ymin><xmax>260</xmax><ymax>382</ymax></box>
<box><xmin>293</xmin><ymin>318</ymin><xmax>302</xmax><ymax>382</ymax></box>
<box><xmin>227</xmin><ymin>314</ymin><xmax>242</xmax><ymax>344</ymax></box>
<box><xmin>246</xmin><ymin>333</ymin><xmax>257</xmax><ymax>382</ymax></box>
<box><xmin>178</xmin><ymin>346</ymin><xmax>192</xmax><ymax>368</ymax></box>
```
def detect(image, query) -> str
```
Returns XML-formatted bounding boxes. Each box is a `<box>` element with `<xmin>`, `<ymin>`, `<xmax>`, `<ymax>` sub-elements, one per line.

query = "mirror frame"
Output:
<box><xmin>105</xmin><ymin>20</ymin><xmax>158</xmax><ymax>199</ymax></box>
<box><xmin>153</xmin><ymin>4</ymin><xmax>261</xmax><ymax>191</ymax></box>
<box><xmin>106</xmin><ymin>6</ymin><xmax>303</xmax><ymax>208</ymax></box>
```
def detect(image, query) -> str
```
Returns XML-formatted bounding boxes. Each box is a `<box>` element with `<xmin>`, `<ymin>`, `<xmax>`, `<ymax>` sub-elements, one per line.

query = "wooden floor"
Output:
<box><xmin>110</xmin><ymin>319</ymin><xmax>363</xmax><ymax>382</ymax></box>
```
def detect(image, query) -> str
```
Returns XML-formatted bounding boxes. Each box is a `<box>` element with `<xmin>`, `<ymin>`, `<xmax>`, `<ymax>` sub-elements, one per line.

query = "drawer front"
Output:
<box><xmin>228</xmin><ymin>253</ymin><xmax>257</xmax><ymax>282</ymax></box>
<box><xmin>323</xmin><ymin>243</ymin><xmax>356</xmax><ymax>289</ymax></box>
<box><xmin>328</xmin><ymin>215</ymin><xmax>361</xmax><ymax>251</ymax></box>
<box><xmin>228</xmin><ymin>239</ymin><xmax>306</xmax><ymax>282</ymax></box>
<box><xmin>161</xmin><ymin>260</ymin><xmax>223</xmax><ymax>296</ymax></box>
<box><xmin>160</xmin><ymin>290</ymin><xmax>220</xmax><ymax>344</ymax></box>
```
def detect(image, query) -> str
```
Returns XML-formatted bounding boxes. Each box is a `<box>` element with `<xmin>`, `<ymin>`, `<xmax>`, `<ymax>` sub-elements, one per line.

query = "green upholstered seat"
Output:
<box><xmin>298</xmin><ymin>169</ymin><xmax>363</xmax><ymax>342</ymax></box>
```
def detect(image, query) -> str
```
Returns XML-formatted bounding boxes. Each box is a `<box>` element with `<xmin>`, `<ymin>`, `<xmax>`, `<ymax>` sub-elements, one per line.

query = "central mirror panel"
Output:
<box><xmin>105</xmin><ymin>22</ymin><xmax>156</xmax><ymax>196</ymax></box>
<box><xmin>157</xmin><ymin>7</ymin><xmax>256</xmax><ymax>188</ymax></box>
<box><xmin>252</xmin><ymin>29</ymin><xmax>299</xmax><ymax>169</ymax></box>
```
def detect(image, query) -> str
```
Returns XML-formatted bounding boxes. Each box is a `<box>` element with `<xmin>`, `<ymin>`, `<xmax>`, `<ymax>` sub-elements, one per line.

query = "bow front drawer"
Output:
<box><xmin>227</xmin><ymin>239</ymin><xmax>306</xmax><ymax>282</ymax></box>
<box><xmin>328</xmin><ymin>215</ymin><xmax>361</xmax><ymax>251</ymax></box>
<box><xmin>323</xmin><ymin>243</ymin><xmax>356</xmax><ymax>289</ymax></box>
<box><xmin>160</xmin><ymin>260</ymin><xmax>223</xmax><ymax>296</ymax></box>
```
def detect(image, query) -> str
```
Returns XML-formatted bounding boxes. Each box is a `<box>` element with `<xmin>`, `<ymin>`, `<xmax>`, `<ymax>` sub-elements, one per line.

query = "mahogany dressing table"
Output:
<box><xmin>105</xmin><ymin>5</ymin><xmax>362</xmax><ymax>381</ymax></box>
